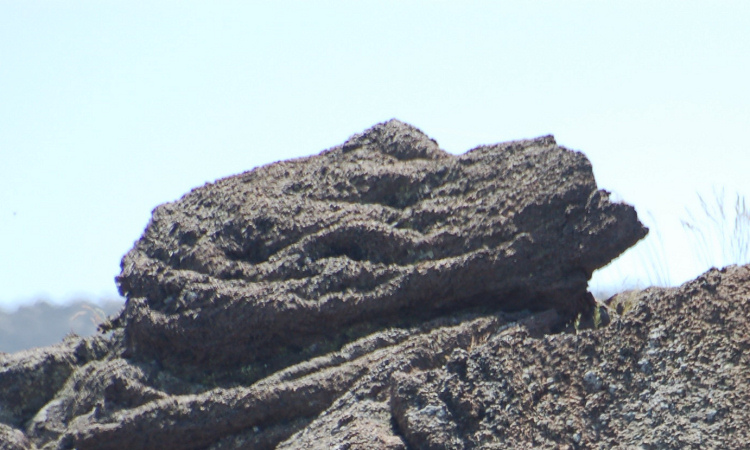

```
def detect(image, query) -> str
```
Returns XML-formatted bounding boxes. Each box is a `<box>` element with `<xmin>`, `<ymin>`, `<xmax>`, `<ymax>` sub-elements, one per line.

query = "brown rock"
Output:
<box><xmin>115</xmin><ymin>119</ymin><xmax>645</xmax><ymax>375</ymax></box>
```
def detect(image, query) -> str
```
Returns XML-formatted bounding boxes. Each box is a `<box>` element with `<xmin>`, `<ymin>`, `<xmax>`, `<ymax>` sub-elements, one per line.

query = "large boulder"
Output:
<box><xmin>115</xmin><ymin>119</ymin><xmax>646</xmax><ymax>375</ymax></box>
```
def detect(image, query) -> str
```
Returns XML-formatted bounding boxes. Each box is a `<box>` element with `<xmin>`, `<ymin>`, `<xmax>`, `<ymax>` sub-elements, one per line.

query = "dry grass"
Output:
<box><xmin>681</xmin><ymin>187</ymin><xmax>750</xmax><ymax>269</ymax></box>
<box><xmin>594</xmin><ymin>187</ymin><xmax>749</xmax><ymax>302</ymax></box>
<box><xmin>638</xmin><ymin>211</ymin><xmax>672</xmax><ymax>287</ymax></box>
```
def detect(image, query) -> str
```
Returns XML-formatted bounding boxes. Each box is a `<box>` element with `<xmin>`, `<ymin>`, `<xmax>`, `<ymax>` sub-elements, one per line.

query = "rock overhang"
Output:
<box><xmin>114</xmin><ymin>119</ymin><xmax>647</xmax><ymax>373</ymax></box>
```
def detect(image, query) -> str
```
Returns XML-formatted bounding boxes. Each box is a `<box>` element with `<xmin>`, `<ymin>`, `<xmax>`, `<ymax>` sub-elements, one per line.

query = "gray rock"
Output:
<box><xmin>0</xmin><ymin>423</ymin><xmax>31</xmax><ymax>450</ymax></box>
<box><xmin>0</xmin><ymin>334</ymin><xmax>110</xmax><ymax>428</ymax></box>
<box><xmin>583</xmin><ymin>370</ymin><xmax>603</xmax><ymax>391</ymax></box>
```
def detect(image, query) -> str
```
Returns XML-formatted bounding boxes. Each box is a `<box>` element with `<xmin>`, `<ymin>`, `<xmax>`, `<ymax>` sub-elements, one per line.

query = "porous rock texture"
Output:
<box><xmin>115</xmin><ymin>119</ymin><xmax>645</xmax><ymax>375</ymax></box>
<box><xmin>4</xmin><ymin>120</ymin><xmax>747</xmax><ymax>448</ymax></box>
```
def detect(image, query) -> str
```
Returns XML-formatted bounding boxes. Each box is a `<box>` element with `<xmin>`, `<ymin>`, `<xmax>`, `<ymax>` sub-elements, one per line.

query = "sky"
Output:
<box><xmin>1</xmin><ymin>1</ymin><xmax>749</xmax><ymax>310</ymax></box>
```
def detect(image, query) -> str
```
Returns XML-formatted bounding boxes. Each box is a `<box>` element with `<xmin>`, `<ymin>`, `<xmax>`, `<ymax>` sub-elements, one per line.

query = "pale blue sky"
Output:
<box><xmin>1</xmin><ymin>1</ymin><xmax>749</xmax><ymax>309</ymax></box>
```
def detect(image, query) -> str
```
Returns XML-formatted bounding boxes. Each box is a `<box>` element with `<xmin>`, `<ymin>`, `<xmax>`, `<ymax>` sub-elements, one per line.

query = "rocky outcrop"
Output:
<box><xmin>115</xmin><ymin>119</ymin><xmax>645</xmax><ymax>376</ymax></box>
<box><xmin>14</xmin><ymin>120</ymin><xmax>743</xmax><ymax>449</ymax></box>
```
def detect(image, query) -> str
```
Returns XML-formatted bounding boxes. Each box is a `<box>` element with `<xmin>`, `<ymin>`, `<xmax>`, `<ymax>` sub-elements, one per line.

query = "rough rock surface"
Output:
<box><xmin>4</xmin><ymin>120</ymin><xmax>747</xmax><ymax>449</ymax></box>
<box><xmin>378</xmin><ymin>264</ymin><xmax>750</xmax><ymax>449</ymax></box>
<box><xmin>115</xmin><ymin>119</ymin><xmax>645</xmax><ymax>375</ymax></box>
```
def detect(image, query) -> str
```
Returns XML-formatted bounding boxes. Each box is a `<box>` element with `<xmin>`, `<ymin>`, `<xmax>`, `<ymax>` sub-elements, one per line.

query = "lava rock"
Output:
<box><xmin>115</xmin><ymin>119</ymin><xmax>646</xmax><ymax>373</ymax></box>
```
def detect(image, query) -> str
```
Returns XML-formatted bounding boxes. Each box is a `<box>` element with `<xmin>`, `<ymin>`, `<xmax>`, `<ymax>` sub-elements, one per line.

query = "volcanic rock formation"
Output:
<box><xmin>8</xmin><ymin>120</ymin><xmax>746</xmax><ymax>449</ymax></box>
<box><xmin>115</xmin><ymin>119</ymin><xmax>645</xmax><ymax>376</ymax></box>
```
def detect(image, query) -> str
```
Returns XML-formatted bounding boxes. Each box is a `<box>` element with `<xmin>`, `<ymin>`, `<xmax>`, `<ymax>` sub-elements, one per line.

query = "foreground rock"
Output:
<box><xmin>383</xmin><ymin>264</ymin><xmax>750</xmax><ymax>449</ymax></box>
<box><xmin>4</xmin><ymin>119</ymin><xmax>718</xmax><ymax>448</ymax></box>
<box><xmin>5</xmin><ymin>265</ymin><xmax>750</xmax><ymax>449</ymax></box>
